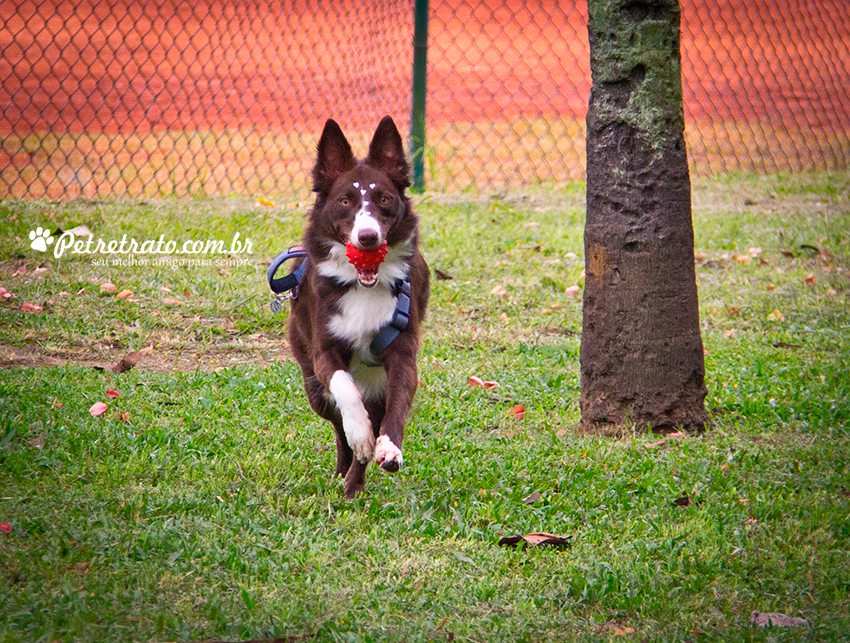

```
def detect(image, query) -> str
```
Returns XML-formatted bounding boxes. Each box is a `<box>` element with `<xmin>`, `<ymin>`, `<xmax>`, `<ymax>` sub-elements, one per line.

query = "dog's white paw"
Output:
<box><xmin>347</xmin><ymin>419</ymin><xmax>375</xmax><ymax>463</ymax></box>
<box><xmin>330</xmin><ymin>370</ymin><xmax>376</xmax><ymax>463</ymax></box>
<box><xmin>374</xmin><ymin>435</ymin><xmax>403</xmax><ymax>472</ymax></box>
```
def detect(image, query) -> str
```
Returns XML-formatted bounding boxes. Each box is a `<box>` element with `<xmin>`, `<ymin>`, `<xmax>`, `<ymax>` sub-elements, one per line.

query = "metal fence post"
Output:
<box><xmin>410</xmin><ymin>0</ymin><xmax>429</xmax><ymax>193</ymax></box>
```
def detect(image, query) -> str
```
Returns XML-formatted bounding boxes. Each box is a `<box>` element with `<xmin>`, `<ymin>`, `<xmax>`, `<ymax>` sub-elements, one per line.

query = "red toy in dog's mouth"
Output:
<box><xmin>345</xmin><ymin>241</ymin><xmax>388</xmax><ymax>288</ymax></box>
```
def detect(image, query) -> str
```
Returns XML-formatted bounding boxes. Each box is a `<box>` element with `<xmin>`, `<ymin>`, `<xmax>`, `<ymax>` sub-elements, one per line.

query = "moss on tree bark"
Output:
<box><xmin>581</xmin><ymin>0</ymin><xmax>708</xmax><ymax>433</ymax></box>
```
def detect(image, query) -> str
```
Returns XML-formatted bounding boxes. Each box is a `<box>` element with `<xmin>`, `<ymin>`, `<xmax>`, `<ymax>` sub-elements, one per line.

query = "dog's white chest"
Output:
<box><xmin>328</xmin><ymin>285</ymin><xmax>396</xmax><ymax>353</ymax></box>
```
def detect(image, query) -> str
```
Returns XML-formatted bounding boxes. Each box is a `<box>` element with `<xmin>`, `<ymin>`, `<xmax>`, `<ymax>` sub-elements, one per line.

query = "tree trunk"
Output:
<box><xmin>581</xmin><ymin>0</ymin><xmax>708</xmax><ymax>433</ymax></box>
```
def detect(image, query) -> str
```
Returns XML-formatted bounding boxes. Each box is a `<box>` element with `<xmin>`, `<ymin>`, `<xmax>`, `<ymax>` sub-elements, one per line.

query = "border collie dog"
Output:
<box><xmin>288</xmin><ymin>116</ymin><xmax>429</xmax><ymax>499</ymax></box>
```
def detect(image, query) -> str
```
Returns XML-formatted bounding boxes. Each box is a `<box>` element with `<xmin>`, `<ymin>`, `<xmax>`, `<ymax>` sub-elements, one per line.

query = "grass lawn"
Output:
<box><xmin>0</xmin><ymin>172</ymin><xmax>849</xmax><ymax>642</ymax></box>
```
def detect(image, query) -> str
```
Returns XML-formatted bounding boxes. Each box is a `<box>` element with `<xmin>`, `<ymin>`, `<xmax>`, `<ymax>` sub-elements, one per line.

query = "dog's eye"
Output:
<box><xmin>379</xmin><ymin>195</ymin><xmax>392</xmax><ymax>206</ymax></box>
<box><xmin>339</xmin><ymin>196</ymin><xmax>351</xmax><ymax>207</ymax></box>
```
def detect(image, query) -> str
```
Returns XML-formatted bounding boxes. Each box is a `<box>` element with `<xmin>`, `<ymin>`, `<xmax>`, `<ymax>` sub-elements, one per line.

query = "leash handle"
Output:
<box><xmin>267</xmin><ymin>245</ymin><xmax>308</xmax><ymax>294</ymax></box>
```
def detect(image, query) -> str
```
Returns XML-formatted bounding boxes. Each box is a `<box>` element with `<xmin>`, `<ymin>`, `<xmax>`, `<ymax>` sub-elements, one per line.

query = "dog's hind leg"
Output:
<box><xmin>339</xmin><ymin>399</ymin><xmax>385</xmax><ymax>499</ymax></box>
<box><xmin>331</xmin><ymin>421</ymin><xmax>353</xmax><ymax>478</ymax></box>
<box><xmin>343</xmin><ymin>458</ymin><xmax>368</xmax><ymax>499</ymax></box>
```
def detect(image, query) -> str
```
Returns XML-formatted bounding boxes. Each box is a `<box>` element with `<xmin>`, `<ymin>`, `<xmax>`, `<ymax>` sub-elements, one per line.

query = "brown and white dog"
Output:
<box><xmin>287</xmin><ymin>116</ymin><xmax>429</xmax><ymax>499</ymax></box>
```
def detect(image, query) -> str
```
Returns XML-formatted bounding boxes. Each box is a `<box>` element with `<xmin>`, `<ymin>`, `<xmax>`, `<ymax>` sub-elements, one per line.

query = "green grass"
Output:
<box><xmin>0</xmin><ymin>172</ymin><xmax>849</xmax><ymax>642</ymax></box>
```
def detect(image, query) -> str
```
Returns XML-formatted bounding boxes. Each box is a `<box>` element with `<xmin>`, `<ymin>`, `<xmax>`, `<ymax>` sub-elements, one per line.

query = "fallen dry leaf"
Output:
<box><xmin>66</xmin><ymin>224</ymin><xmax>92</xmax><ymax>237</ymax></box>
<box><xmin>733</xmin><ymin>254</ymin><xmax>750</xmax><ymax>264</ymax></box>
<box><xmin>509</xmin><ymin>404</ymin><xmax>525</xmax><ymax>420</ymax></box>
<box><xmin>498</xmin><ymin>532</ymin><xmax>572</xmax><ymax>549</ymax></box>
<box><xmin>163</xmin><ymin>298</ymin><xmax>182</xmax><ymax>305</ymax></box>
<box><xmin>644</xmin><ymin>439</ymin><xmax>667</xmax><ymax>449</ymax></box>
<box><xmin>89</xmin><ymin>401</ymin><xmax>108</xmax><ymax>417</ymax></box>
<box><xmin>115</xmin><ymin>411</ymin><xmax>130</xmax><ymax>423</ymax></box>
<box><xmin>748</xmin><ymin>247</ymin><xmax>763</xmax><ymax>256</ymax></box>
<box><xmin>491</xmin><ymin>284</ymin><xmax>507</xmax><ymax>297</ymax></box>
<box><xmin>523</xmin><ymin>491</ymin><xmax>542</xmax><ymax>504</ymax></box>
<box><xmin>105</xmin><ymin>388</ymin><xmax>120</xmax><ymax>399</ymax></box>
<box><xmin>28</xmin><ymin>436</ymin><xmax>45</xmax><ymax>450</ymax></box>
<box><xmin>767</xmin><ymin>309</ymin><xmax>785</xmax><ymax>322</ymax></box>
<box><xmin>19</xmin><ymin>302</ymin><xmax>42</xmax><ymax>313</ymax></box>
<box><xmin>749</xmin><ymin>611</ymin><xmax>810</xmax><ymax>628</ymax></box>
<box><xmin>565</xmin><ymin>285</ymin><xmax>581</xmax><ymax>296</ymax></box>
<box><xmin>804</xmin><ymin>274</ymin><xmax>816</xmax><ymax>284</ymax></box>
<box><xmin>0</xmin><ymin>522</ymin><xmax>11</xmax><ymax>535</ymax></box>
<box><xmin>257</xmin><ymin>197</ymin><xmax>276</xmax><ymax>207</ymax></box>
<box><xmin>111</xmin><ymin>351</ymin><xmax>141</xmax><ymax>373</ymax></box>
<box><xmin>613</xmin><ymin>626</ymin><xmax>636</xmax><ymax>636</ymax></box>
<box><xmin>468</xmin><ymin>375</ymin><xmax>485</xmax><ymax>387</ymax></box>
<box><xmin>673</xmin><ymin>494</ymin><xmax>691</xmax><ymax>507</ymax></box>
<box><xmin>0</xmin><ymin>286</ymin><xmax>13</xmax><ymax>299</ymax></box>
<box><xmin>434</xmin><ymin>268</ymin><xmax>453</xmax><ymax>280</ymax></box>
<box><xmin>100</xmin><ymin>283</ymin><xmax>117</xmax><ymax>293</ymax></box>
<box><xmin>483</xmin><ymin>380</ymin><xmax>499</xmax><ymax>390</ymax></box>
<box><xmin>116</xmin><ymin>289</ymin><xmax>133</xmax><ymax>300</ymax></box>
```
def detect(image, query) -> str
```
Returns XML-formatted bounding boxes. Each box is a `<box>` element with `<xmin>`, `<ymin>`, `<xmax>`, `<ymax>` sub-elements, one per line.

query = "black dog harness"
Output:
<box><xmin>267</xmin><ymin>245</ymin><xmax>411</xmax><ymax>357</ymax></box>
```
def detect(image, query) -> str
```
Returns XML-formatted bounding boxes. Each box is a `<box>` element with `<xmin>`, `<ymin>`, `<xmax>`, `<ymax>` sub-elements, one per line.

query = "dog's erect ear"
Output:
<box><xmin>366</xmin><ymin>116</ymin><xmax>411</xmax><ymax>191</ymax></box>
<box><xmin>313</xmin><ymin>119</ymin><xmax>356</xmax><ymax>194</ymax></box>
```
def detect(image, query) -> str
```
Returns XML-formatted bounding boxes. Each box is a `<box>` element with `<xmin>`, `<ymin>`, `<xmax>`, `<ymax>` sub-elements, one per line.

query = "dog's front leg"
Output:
<box><xmin>314</xmin><ymin>343</ymin><xmax>376</xmax><ymax>465</ymax></box>
<box><xmin>327</xmin><ymin>369</ymin><xmax>375</xmax><ymax>464</ymax></box>
<box><xmin>374</xmin><ymin>341</ymin><xmax>418</xmax><ymax>473</ymax></box>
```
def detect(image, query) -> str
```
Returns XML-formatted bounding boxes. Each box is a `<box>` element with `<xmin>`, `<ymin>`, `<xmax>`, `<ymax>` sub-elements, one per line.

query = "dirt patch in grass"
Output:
<box><xmin>0</xmin><ymin>337</ymin><xmax>290</xmax><ymax>372</ymax></box>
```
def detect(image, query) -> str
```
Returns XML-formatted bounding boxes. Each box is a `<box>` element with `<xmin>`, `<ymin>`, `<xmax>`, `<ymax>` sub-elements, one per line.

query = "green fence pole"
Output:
<box><xmin>410</xmin><ymin>0</ymin><xmax>429</xmax><ymax>193</ymax></box>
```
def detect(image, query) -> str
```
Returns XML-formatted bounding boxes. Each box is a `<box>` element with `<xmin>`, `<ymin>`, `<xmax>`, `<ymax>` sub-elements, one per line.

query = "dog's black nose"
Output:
<box><xmin>357</xmin><ymin>230</ymin><xmax>380</xmax><ymax>249</ymax></box>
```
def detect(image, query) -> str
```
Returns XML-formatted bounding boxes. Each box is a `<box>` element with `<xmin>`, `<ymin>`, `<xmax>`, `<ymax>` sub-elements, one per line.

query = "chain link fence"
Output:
<box><xmin>2</xmin><ymin>0</ymin><xmax>848</xmax><ymax>199</ymax></box>
<box><xmin>1</xmin><ymin>0</ymin><xmax>412</xmax><ymax>199</ymax></box>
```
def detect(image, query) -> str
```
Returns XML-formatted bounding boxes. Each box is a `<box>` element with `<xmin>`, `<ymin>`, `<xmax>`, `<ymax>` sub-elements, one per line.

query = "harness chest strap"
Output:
<box><xmin>267</xmin><ymin>245</ymin><xmax>411</xmax><ymax>355</ymax></box>
<box><xmin>370</xmin><ymin>277</ymin><xmax>411</xmax><ymax>356</ymax></box>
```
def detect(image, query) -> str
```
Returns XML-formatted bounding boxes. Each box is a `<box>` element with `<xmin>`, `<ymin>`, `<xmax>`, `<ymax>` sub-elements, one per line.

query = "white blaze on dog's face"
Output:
<box><xmin>349</xmin><ymin>181</ymin><xmax>382</xmax><ymax>250</ymax></box>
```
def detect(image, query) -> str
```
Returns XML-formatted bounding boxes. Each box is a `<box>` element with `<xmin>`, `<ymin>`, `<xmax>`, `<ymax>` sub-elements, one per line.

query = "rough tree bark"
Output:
<box><xmin>581</xmin><ymin>0</ymin><xmax>708</xmax><ymax>433</ymax></box>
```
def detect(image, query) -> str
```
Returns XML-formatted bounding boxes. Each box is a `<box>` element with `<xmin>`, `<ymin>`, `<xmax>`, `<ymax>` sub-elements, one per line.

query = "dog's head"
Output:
<box><xmin>306</xmin><ymin>116</ymin><xmax>418</xmax><ymax>288</ymax></box>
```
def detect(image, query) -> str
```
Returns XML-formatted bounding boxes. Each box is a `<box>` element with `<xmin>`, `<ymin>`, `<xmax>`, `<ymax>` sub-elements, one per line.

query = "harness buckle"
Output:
<box><xmin>270</xmin><ymin>290</ymin><xmax>295</xmax><ymax>314</ymax></box>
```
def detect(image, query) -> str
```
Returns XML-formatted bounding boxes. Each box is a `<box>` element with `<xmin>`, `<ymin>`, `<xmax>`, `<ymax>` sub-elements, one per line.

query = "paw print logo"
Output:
<box><xmin>28</xmin><ymin>227</ymin><xmax>55</xmax><ymax>252</ymax></box>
